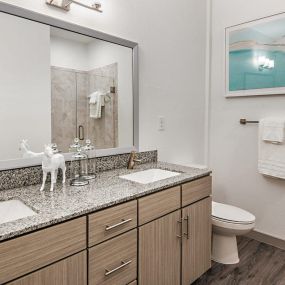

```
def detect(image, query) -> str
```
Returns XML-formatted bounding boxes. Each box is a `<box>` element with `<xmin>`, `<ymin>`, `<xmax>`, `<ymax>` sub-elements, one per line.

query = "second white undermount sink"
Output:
<box><xmin>120</xmin><ymin>168</ymin><xmax>181</xmax><ymax>184</ymax></box>
<box><xmin>0</xmin><ymin>199</ymin><xmax>37</xmax><ymax>224</ymax></box>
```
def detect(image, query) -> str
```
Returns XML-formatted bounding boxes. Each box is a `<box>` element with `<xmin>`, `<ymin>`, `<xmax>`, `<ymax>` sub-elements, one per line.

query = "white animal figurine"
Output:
<box><xmin>40</xmin><ymin>145</ymin><xmax>66</xmax><ymax>192</ymax></box>
<box><xmin>19</xmin><ymin>139</ymin><xmax>43</xmax><ymax>158</ymax></box>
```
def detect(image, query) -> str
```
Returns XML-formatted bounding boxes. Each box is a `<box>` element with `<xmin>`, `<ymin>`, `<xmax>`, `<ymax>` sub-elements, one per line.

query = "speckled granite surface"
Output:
<box><xmin>0</xmin><ymin>150</ymin><xmax>157</xmax><ymax>191</ymax></box>
<box><xmin>0</xmin><ymin>162</ymin><xmax>211</xmax><ymax>242</ymax></box>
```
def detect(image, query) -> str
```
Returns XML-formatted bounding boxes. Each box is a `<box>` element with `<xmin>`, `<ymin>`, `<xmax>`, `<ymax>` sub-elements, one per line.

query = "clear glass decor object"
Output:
<box><xmin>81</xmin><ymin>139</ymin><xmax>96</xmax><ymax>180</ymax></box>
<box><xmin>69</xmin><ymin>147</ymin><xmax>89</xmax><ymax>187</ymax></box>
<box><xmin>69</xmin><ymin>138</ymin><xmax>81</xmax><ymax>153</ymax></box>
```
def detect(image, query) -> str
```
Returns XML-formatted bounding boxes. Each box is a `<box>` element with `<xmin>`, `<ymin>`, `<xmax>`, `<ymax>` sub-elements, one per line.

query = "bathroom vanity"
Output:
<box><xmin>0</xmin><ymin>162</ymin><xmax>212</xmax><ymax>285</ymax></box>
<box><xmin>0</xmin><ymin>3</ymin><xmax>212</xmax><ymax>284</ymax></box>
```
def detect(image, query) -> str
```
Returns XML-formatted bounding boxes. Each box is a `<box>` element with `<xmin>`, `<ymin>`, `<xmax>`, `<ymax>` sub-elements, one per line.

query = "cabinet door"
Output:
<box><xmin>139</xmin><ymin>210</ymin><xmax>181</xmax><ymax>285</ymax></box>
<box><xmin>8</xmin><ymin>251</ymin><xmax>87</xmax><ymax>285</ymax></box>
<box><xmin>182</xmin><ymin>197</ymin><xmax>211</xmax><ymax>285</ymax></box>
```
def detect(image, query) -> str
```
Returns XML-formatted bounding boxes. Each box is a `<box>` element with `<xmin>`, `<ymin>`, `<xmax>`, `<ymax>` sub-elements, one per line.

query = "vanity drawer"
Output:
<box><xmin>182</xmin><ymin>176</ymin><xmax>212</xmax><ymax>207</ymax></box>
<box><xmin>0</xmin><ymin>217</ymin><xmax>86</xmax><ymax>284</ymax></box>
<box><xmin>88</xmin><ymin>200</ymin><xmax>137</xmax><ymax>247</ymax></box>
<box><xmin>89</xmin><ymin>229</ymin><xmax>137</xmax><ymax>285</ymax></box>
<box><xmin>7</xmin><ymin>251</ymin><xmax>87</xmax><ymax>285</ymax></box>
<box><xmin>138</xmin><ymin>186</ymin><xmax>180</xmax><ymax>225</ymax></box>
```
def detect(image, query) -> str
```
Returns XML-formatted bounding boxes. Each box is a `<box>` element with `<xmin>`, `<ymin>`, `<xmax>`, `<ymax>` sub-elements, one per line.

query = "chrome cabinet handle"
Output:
<box><xmin>176</xmin><ymin>219</ymin><xmax>182</xmax><ymax>238</ymax></box>
<box><xmin>183</xmin><ymin>215</ymin><xmax>190</xmax><ymax>239</ymax></box>
<box><xmin>105</xmin><ymin>218</ymin><xmax>132</xmax><ymax>231</ymax></box>
<box><xmin>105</xmin><ymin>260</ymin><xmax>132</xmax><ymax>276</ymax></box>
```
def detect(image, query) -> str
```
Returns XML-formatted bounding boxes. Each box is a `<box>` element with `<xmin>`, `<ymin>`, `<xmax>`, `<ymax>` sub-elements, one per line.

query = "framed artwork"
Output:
<box><xmin>226</xmin><ymin>13</ymin><xmax>285</xmax><ymax>97</ymax></box>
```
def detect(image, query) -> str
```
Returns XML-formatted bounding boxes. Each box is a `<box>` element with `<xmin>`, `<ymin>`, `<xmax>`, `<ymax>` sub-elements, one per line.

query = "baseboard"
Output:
<box><xmin>247</xmin><ymin>230</ymin><xmax>285</xmax><ymax>250</ymax></box>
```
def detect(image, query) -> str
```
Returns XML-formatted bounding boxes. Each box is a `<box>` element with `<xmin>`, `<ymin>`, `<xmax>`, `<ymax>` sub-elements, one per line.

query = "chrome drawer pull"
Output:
<box><xmin>105</xmin><ymin>260</ymin><xmax>132</xmax><ymax>276</ymax></box>
<box><xmin>105</xmin><ymin>218</ymin><xmax>133</xmax><ymax>231</ymax></box>
<box><xmin>176</xmin><ymin>219</ymin><xmax>182</xmax><ymax>238</ymax></box>
<box><xmin>183</xmin><ymin>215</ymin><xmax>190</xmax><ymax>239</ymax></box>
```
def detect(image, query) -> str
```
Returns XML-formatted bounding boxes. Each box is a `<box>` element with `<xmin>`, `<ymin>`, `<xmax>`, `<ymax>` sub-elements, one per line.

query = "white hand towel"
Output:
<box><xmin>260</xmin><ymin>117</ymin><xmax>285</xmax><ymax>143</ymax></box>
<box><xmin>258</xmin><ymin>119</ymin><xmax>285</xmax><ymax>179</ymax></box>
<box><xmin>89</xmin><ymin>91</ymin><xmax>104</xmax><ymax>119</ymax></box>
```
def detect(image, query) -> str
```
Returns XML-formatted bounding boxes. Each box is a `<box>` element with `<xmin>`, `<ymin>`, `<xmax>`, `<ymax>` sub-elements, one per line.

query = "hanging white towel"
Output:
<box><xmin>89</xmin><ymin>91</ymin><xmax>104</xmax><ymax>119</ymax></box>
<box><xmin>258</xmin><ymin>118</ymin><xmax>285</xmax><ymax>179</ymax></box>
<box><xmin>260</xmin><ymin>117</ymin><xmax>285</xmax><ymax>143</ymax></box>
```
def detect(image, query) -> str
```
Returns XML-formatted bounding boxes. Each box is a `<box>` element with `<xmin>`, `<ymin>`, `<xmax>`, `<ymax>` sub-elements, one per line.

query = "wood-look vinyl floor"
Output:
<box><xmin>193</xmin><ymin>237</ymin><xmax>285</xmax><ymax>285</ymax></box>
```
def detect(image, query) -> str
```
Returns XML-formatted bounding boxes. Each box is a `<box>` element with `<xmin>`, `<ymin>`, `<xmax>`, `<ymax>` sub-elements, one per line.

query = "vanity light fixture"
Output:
<box><xmin>257</xmin><ymin>55</ymin><xmax>275</xmax><ymax>71</ymax></box>
<box><xmin>46</xmin><ymin>0</ymin><xmax>103</xmax><ymax>13</ymax></box>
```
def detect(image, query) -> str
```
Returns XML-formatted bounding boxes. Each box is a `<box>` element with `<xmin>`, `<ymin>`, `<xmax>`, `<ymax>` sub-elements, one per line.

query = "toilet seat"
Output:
<box><xmin>212</xmin><ymin>201</ymin><xmax>255</xmax><ymax>225</ymax></box>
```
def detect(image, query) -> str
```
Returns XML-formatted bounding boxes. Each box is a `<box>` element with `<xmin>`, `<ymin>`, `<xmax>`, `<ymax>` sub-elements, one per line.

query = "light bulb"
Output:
<box><xmin>269</xmin><ymin>60</ymin><xmax>275</xmax><ymax>69</ymax></box>
<box><xmin>258</xmin><ymin>56</ymin><xmax>266</xmax><ymax>66</ymax></box>
<box><xmin>264</xmin><ymin>58</ymin><xmax>270</xmax><ymax>68</ymax></box>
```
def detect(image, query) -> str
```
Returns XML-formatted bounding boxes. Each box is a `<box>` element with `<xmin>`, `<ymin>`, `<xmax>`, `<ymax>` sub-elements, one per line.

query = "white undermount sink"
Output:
<box><xmin>0</xmin><ymin>199</ymin><xmax>37</xmax><ymax>224</ymax></box>
<box><xmin>120</xmin><ymin>168</ymin><xmax>181</xmax><ymax>184</ymax></box>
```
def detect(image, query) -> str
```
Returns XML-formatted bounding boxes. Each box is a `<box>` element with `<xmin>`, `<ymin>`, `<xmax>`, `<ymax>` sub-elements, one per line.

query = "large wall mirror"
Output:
<box><xmin>0</xmin><ymin>3</ymin><xmax>138</xmax><ymax>170</ymax></box>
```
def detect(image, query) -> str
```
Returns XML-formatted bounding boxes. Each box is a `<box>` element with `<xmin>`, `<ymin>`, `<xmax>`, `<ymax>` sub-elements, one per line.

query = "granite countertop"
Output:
<box><xmin>0</xmin><ymin>162</ymin><xmax>211</xmax><ymax>242</ymax></box>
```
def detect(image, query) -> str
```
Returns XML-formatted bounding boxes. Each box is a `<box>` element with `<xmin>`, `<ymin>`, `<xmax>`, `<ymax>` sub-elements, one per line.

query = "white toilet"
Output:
<box><xmin>212</xmin><ymin>201</ymin><xmax>255</xmax><ymax>264</ymax></box>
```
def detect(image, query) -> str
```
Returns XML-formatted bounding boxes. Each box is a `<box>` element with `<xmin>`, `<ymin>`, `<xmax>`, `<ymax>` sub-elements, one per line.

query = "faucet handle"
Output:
<box><xmin>132</xmin><ymin>151</ymin><xmax>142</xmax><ymax>163</ymax></box>
<box><xmin>128</xmin><ymin>151</ymin><xmax>142</xmax><ymax>169</ymax></box>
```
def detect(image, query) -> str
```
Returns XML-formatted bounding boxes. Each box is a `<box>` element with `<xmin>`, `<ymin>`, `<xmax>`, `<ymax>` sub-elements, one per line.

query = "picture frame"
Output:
<box><xmin>225</xmin><ymin>13</ymin><xmax>285</xmax><ymax>97</ymax></box>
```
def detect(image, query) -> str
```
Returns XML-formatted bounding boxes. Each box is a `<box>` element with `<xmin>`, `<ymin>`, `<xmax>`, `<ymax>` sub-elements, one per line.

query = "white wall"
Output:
<box><xmin>0</xmin><ymin>12</ymin><xmax>51</xmax><ymax>160</ymax></box>
<box><xmin>0</xmin><ymin>0</ymin><xmax>208</xmax><ymax>166</ymax></box>
<box><xmin>87</xmin><ymin>40</ymin><xmax>133</xmax><ymax>147</ymax></box>
<box><xmin>50</xmin><ymin>36</ymin><xmax>89</xmax><ymax>70</ymax></box>
<box><xmin>210</xmin><ymin>0</ymin><xmax>285</xmax><ymax>239</ymax></box>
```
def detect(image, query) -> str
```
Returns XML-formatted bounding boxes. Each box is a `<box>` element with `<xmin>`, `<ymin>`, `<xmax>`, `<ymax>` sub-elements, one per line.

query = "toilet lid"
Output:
<box><xmin>212</xmin><ymin>201</ymin><xmax>255</xmax><ymax>224</ymax></box>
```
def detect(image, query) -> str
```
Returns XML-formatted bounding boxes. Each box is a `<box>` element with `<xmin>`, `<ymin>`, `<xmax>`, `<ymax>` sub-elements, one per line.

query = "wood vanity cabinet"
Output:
<box><xmin>138</xmin><ymin>177</ymin><xmax>212</xmax><ymax>285</ymax></box>
<box><xmin>0</xmin><ymin>175</ymin><xmax>211</xmax><ymax>285</ymax></box>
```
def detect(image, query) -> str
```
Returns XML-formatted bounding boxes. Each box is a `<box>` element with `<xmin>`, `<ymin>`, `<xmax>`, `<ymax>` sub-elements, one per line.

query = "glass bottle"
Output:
<box><xmin>69</xmin><ymin>138</ymin><xmax>81</xmax><ymax>153</ymax></box>
<box><xmin>81</xmin><ymin>139</ymin><xmax>96</xmax><ymax>180</ymax></box>
<box><xmin>69</xmin><ymin>146</ymin><xmax>89</xmax><ymax>186</ymax></box>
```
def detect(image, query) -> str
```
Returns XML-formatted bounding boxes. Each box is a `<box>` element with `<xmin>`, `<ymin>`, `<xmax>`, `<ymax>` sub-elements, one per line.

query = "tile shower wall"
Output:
<box><xmin>51</xmin><ymin>63</ymin><xmax>118</xmax><ymax>152</ymax></box>
<box><xmin>88</xmin><ymin>63</ymin><xmax>119</xmax><ymax>148</ymax></box>
<box><xmin>51</xmin><ymin>67</ymin><xmax>77</xmax><ymax>152</ymax></box>
<box><xmin>0</xmin><ymin>150</ymin><xmax>157</xmax><ymax>191</ymax></box>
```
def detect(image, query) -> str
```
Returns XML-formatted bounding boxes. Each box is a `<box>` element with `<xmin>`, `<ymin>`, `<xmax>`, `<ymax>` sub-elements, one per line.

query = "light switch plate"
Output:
<box><xmin>158</xmin><ymin>116</ymin><xmax>165</xmax><ymax>131</ymax></box>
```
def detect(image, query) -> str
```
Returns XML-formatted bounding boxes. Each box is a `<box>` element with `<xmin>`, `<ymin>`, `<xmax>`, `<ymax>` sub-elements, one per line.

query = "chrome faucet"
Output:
<box><xmin>127</xmin><ymin>151</ymin><xmax>142</xmax><ymax>169</ymax></box>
